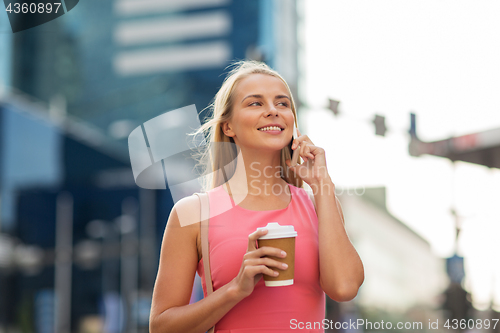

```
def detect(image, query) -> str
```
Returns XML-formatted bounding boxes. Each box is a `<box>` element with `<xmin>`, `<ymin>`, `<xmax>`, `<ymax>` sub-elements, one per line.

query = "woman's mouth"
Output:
<box><xmin>258</xmin><ymin>126</ymin><xmax>284</xmax><ymax>134</ymax></box>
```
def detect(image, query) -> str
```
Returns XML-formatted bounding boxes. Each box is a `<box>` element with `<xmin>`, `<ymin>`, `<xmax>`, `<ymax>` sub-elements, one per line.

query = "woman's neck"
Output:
<box><xmin>225</xmin><ymin>148</ymin><xmax>287</xmax><ymax>198</ymax></box>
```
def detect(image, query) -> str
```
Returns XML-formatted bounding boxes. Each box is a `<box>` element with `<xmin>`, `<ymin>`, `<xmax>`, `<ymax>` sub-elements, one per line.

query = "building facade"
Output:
<box><xmin>337</xmin><ymin>187</ymin><xmax>448</xmax><ymax>327</ymax></box>
<box><xmin>10</xmin><ymin>0</ymin><xmax>299</xmax><ymax>146</ymax></box>
<box><xmin>1</xmin><ymin>0</ymin><xmax>300</xmax><ymax>331</ymax></box>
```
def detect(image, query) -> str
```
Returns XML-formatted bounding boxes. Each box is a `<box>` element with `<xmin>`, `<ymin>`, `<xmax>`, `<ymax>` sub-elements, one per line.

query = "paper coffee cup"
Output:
<box><xmin>257</xmin><ymin>222</ymin><xmax>297</xmax><ymax>287</ymax></box>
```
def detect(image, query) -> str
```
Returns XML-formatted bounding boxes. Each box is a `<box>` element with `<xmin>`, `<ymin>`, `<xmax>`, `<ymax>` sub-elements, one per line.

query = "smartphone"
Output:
<box><xmin>290</xmin><ymin>122</ymin><xmax>300</xmax><ymax>167</ymax></box>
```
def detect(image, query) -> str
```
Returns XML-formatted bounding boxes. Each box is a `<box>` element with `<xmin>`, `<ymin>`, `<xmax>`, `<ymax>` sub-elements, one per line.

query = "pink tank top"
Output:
<box><xmin>197</xmin><ymin>183</ymin><xmax>326</xmax><ymax>332</ymax></box>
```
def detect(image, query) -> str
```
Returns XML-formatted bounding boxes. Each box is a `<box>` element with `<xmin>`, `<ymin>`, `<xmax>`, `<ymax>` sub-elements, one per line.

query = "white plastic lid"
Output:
<box><xmin>257</xmin><ymin>222</ymin><xmax>297</xmax><ymax>239</ymax></box>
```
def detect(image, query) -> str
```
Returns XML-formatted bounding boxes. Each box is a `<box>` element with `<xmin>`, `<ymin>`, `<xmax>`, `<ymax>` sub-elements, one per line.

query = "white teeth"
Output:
<box><xmin>258</xmin><ymin>126</ymin><xmax>282</xmax><ymax>131</ymax></box>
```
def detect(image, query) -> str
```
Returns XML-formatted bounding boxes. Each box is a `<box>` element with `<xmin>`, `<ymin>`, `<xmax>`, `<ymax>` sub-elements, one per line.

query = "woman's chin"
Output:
<box><xmin>238</xmin><ymin>140</ymin><xmax>289</xmax><ymax>152</ymax></box>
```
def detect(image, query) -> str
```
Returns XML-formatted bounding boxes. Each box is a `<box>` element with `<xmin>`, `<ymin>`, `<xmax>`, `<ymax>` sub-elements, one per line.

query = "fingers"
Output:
<box><xmin>291</xmin><ymin>129</ymin><xmax>314</xmax><ymax>153</ymax></box>
<box><xmin>295</xmin><ymin>128</ymin><xmax>312</xmax><ymax>144</ymax></box>
<box><xmin>242</xmin><ymin>264</ymin><xmax>279</xmax><ymax>278</ymax></box>
<box><xmin>247</xmin><ymin>229</ymin><xmax>287</xmax><ymax>258</ymax></box>
<box><xmin>236</xmin><ymin>232</ymin><xmax>290</xmax><ymax>297</ymax></box>
<box><xmin>290</xmin><ymin>143</ymin><xmax>301</xmax><ymax>166</ymax></box>
<box><xmin>291</xmin><ymin>139</ymin><xmax>315</xmax><ymax>163</ymax></box>
<box><xmin>300</xmin><ymin>142</ymin><xmax>315</xmax><ymax>160</ymax></box>
<box><xmin>242</xmin><ymin>247</ymin><xmax>289</xmax><ymax>278</ymax></box>
<box><xmin>243</xmin><ymin>257</ymin><xmax>289</xmax><ymax>272</ymax></box>
<box><xmin>245</xmin><ymin>245</ymin><xmax>286</xmax><ymax>260</ymax></box>
<box><xmin>247</xmin><ymin>228</ymin><xmax>267</xmax><ymax>251</ymax></box>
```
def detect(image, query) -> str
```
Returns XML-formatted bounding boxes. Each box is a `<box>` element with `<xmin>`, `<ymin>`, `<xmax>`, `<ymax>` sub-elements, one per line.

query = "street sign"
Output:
<box><xmin>446</xmin><ymin>254</ymin><xmax>465</xmax><ymax>284</ymax></box>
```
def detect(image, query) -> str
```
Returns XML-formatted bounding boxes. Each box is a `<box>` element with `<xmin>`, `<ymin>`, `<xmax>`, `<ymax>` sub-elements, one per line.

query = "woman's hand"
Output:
<box><xmin>230</xmin><ymin>228</ymin><xmax>288</xmax><ymax>299</ymax></box>
<box><xmin>285</xmin><ymin>128</ymin><xmax>331</xmax><ymax>185</ymax></box>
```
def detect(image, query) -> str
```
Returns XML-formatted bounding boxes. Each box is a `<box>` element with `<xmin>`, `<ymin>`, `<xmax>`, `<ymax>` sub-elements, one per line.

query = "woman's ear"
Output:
<box><xmin>222</xmin><ymin>121</ymin><xmax>235</xmax><ymax>138</ymax></box>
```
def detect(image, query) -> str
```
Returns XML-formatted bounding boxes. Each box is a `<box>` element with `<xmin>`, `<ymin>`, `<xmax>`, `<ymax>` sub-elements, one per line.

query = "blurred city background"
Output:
<box><xmin>0</xmin><ymin>0</ymin><xmax>499</xmax><ymax>332</ymax></box>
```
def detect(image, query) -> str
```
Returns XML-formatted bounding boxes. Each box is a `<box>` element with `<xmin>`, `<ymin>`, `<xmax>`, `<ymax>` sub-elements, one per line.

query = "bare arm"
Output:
<box><xmin>286</xmin><ymin>128</ymin><xmax>364</xmax><ymax>302</ymax></box>
<box><xmin>149</xmin><ymin>195</ymin><xmax>241</xmax><ymax>333</ymax></box>
<box><xmin>311</xmin><ymin>178</ymin><xmax>364</xmax><ymax>302</ymax></box>
<box><xmin>149</xmin><ymin>195</ymin><xmax>287</xmax><ymax>333</ymax></box>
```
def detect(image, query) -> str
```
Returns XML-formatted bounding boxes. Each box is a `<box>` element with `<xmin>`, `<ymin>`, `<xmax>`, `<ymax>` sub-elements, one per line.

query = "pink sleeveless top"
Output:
<box><xmin>197</xmin><ymin>183</ymin><xmax>325</xmax><ymax>332</ymax></box>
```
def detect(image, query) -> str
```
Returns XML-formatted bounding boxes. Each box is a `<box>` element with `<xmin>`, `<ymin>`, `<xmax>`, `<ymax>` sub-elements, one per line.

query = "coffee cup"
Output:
<box><xmin>257</xmin><ymin>222</ymin><xmax>297</xmax><ymax>287</ymax></box>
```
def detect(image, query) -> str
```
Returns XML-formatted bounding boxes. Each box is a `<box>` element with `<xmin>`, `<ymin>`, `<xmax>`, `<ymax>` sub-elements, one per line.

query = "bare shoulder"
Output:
<box><xmin>172</xmin><ymin>194</ymin><xmax>201</xmax><ymax>227</ymax></box>
<box><xmin>168</xmin><ymin>194</ymin><xmax>203</xmax><ymax>261</ymax></box>
<box><xmin>158</xmin><ymin>194</ymin><xmax>203</xmax><ymax>265</ymax></box>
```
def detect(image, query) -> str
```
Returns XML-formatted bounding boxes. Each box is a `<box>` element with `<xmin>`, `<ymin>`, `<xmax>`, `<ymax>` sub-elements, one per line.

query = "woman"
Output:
<box><xmin>149</xmin><ymin>60</ymin><xmax>364</xmax><ymax>333</ymax></box>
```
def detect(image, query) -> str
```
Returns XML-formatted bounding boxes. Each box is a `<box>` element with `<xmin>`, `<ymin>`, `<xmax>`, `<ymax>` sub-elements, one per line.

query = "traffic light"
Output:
<box><xmin>409</xmin><ymin>113</ymin><xmax>418</xmax><ymax>139</ymax></box>
<box><xmin>373</xmin><ymin>114</ymin><xmax>387</xmax><ymax>136</ymax></box>
<box><xmin>328</xmin><ymin>99</ymin><xmax>340</xmax><ymax>116</ymax></box>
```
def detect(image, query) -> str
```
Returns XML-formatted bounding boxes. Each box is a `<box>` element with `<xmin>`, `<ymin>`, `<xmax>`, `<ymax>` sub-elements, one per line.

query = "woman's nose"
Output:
<box><xmin>265</xmin><ymin>104</ymin><xmax>278</xmax><ymax>117</ymax></box>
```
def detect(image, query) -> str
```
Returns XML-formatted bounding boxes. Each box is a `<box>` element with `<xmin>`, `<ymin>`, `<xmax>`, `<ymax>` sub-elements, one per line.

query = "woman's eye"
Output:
<box><xmin>278</xmin><ymin>101</ymin><xmax>289</xmax><ymax>107</ymax></box>
<box><xmin>249</xmin><ymin>101</ymin><xmax>261</xmax><ymax>106</ymax></box>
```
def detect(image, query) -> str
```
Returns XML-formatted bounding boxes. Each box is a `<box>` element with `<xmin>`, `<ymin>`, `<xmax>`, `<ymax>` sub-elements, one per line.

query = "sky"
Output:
<box><xmin>302</xmin><ymin>0</ymin><xmax>500</xmax><ymax>310</ymax></box>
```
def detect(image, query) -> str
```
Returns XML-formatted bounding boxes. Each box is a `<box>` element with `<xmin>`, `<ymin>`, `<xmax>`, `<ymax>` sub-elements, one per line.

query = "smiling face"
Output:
<box><xmin>222</xmin><ymin>73</ymin><xmax>295</xmax><ymax>152</ymax></box>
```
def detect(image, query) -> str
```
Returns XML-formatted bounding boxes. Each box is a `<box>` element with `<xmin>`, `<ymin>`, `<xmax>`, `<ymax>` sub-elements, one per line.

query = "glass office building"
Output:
<box><xmin>0</xmin><ymin>7</ymin><xmax>12</xmax><ymax>92</ymax></box>
<box><xmin>11</xmin><ymin>0</ymin><xmax>299</xmax><ymax>145</ymax></box>
<box><xmin>2</xmin><ymin>0</ymin><xmax>299</xmax><ymax>331</ymax></box>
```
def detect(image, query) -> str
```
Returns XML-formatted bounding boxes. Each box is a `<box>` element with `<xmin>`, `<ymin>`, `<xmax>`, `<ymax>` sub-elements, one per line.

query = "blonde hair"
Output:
<box><xmin>190</xmin><ymin>60</ymin><xmax>303</xmax><ymax>192</ymax></box>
